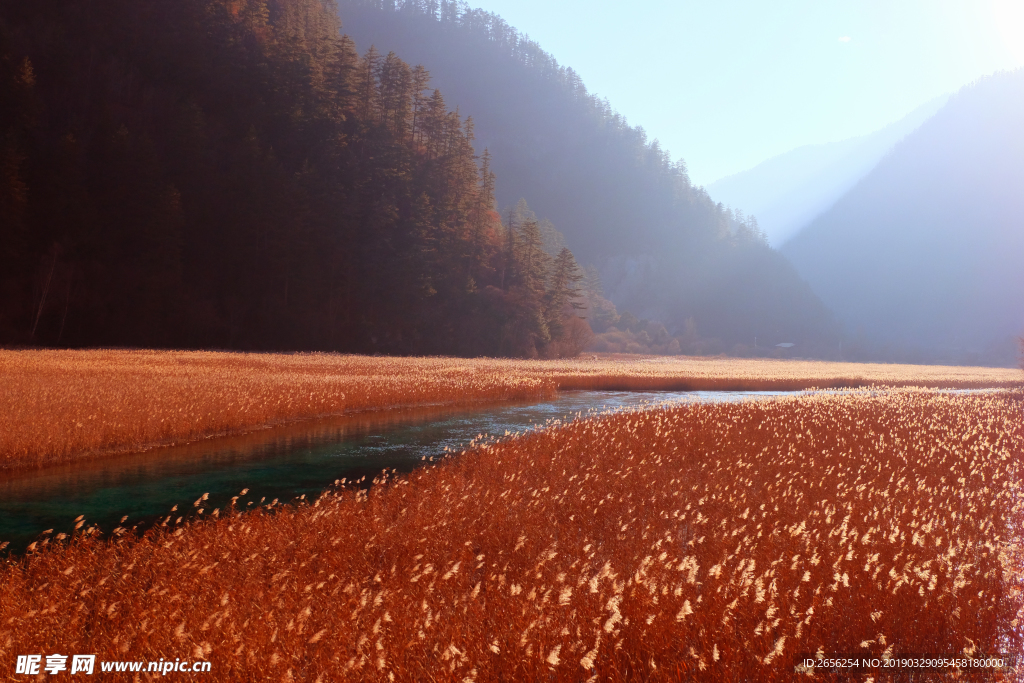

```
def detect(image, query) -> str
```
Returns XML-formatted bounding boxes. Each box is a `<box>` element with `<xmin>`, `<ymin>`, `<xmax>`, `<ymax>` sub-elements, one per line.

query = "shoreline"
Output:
<box><xmin>1</xmin><ymin>349</ymin><xmax>1019</xmax><ymax>473</ymax></box>
<box><xmin>2</xmin><ymin>388</ymin><xmax>1019</xmax><ymax>680</ymax></box>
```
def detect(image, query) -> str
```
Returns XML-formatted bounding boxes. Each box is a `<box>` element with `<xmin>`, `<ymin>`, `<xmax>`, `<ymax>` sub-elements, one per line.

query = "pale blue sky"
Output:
<box><xmin>470</xmin><ymin>0</ymin><xmax>1024</xmax><ymax>186</ymax></box>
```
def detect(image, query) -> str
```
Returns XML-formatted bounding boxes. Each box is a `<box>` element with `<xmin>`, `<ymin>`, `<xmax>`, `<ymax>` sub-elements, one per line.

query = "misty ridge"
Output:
<box><xmin>706</xmin><ymin>96</ymin><xmax>948</xmax><ymax>247</ymax></box>
<box><xmin>323</xmin><ymin>0</ymin><xmax>844</xmax><ymax>356</ymax></box>
<box><xmin>0</xmin><ymin>0</ymin><xmax>1020</xmax><ymax>364</ymax></box>
<box><xmin>338</xmin><ymin>0</ymin><xmax>1023</xmax><ymax>365</ymax></box>
<box><xmin>783</xmin><ymin>69</ymin><xmax>1024</xmax><ymax>366</ymax></box>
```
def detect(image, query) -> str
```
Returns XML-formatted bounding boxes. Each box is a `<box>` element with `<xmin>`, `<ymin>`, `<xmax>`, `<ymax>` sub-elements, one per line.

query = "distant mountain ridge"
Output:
<box><xmin>707</xmin><ymin>96</ymin><xmax>948</xmax><ymax>246</ymax></box>
<box><xmin>782</xmin><ymin>70</ymin><xmax>1024</xmax><ymax>365</ymax></box>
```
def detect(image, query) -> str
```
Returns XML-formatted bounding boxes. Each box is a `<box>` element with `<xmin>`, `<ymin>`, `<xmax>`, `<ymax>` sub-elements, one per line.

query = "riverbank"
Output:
<box><xmin>2</xmin><ymin>388</ymin><xmax>1021</xmax><ymax>681</ymax></box>
<box><xmin>0</xmin><ymin>351</ymin><xmax>556</xmax><ymax>471</ymax></box>
<box><xmin>0</xmin><ymin>389</ymin><xmax>794</xmax><ymax>552</ymax></box>
<box><xmin>1</xmin><ymin>349</ymin><xmax>1019</xmax><ymax>470</ymax></box>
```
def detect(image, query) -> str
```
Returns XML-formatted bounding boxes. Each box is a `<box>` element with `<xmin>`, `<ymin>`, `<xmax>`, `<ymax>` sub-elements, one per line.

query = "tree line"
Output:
<box><xmin>336</xmin><ymin>0</ymin><xmax>842</xmax><ymax>354</ymax></box>
<box><xmin>0</xmin><ymin>0</ymin><xmax>588</xmax><ymax>356</ymax></box>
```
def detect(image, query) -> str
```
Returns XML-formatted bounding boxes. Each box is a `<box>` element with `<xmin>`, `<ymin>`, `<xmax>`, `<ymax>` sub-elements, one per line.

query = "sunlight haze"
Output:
<box><xmin>468</xmin><ymin>0</ymin><xmax>1024</xmax><ymax>185</ymax></box>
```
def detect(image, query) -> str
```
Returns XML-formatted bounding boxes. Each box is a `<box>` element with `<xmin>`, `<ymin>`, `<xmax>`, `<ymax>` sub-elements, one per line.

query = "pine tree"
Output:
<box><xmin>546</xmin><ymin>246</ymin><xmax>584</xmax><ymax>338</ymax></box>
<box><xmin>410</xmin><ymin>64</ymin><xmax>430</xmax><ymax>145</ymax></box>
<box><xmin>0</xmin><ymin>0</ymin><xmax>597</xmax><ymax>357</ymax></box>
<box><xmin>356</xmin><ymin>46</ymin><xmax>380</xmax><ymax>121</ymax></box>
<box><xmin>377</xmin><ymin>51</ymin><xmax>412</xmax><ymax>137</ymax></box>
<box><xmin>0</xmin><ymin>55</ymin><xmax>35</xmax><ymax>277</ymax></box>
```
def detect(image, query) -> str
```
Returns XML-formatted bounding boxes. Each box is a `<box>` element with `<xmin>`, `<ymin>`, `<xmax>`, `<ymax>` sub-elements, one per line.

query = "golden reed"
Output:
<box><xmin>1</xmin><ymin>349</ymin><xmax>1017</xmax><ymax>470</ymax></box>
<box><xmin>2</xmin><ymin>388</ymin><xmax>1022</xmax><ymax>681</ymax></box>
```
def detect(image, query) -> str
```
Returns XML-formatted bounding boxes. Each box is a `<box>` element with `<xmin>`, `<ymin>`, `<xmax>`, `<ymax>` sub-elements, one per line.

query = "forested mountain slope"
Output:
<box><xmin>335</xmin><ymin>0</ymin><xmax>840</xmax><ymax>353</ymax></box>
<box><xmin>783</xmin><ymin>70</ymin><xmax>1024</xmax><ymax>365</ymax></box>
<box><xmin>0</xmin><ymin>0</ymin><xmax>589</xmax><ymax>356</ymax></box>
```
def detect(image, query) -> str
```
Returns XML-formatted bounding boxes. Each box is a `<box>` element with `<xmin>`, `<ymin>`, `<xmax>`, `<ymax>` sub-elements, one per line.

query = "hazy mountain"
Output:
<box><xmin>707</xmin><ymin>96</ymin><xmax>947</xmax><ymax>246</ymax></box>
<box><xmin>334</xmin><ymin>0</ymin><xmax>840</xmax><ymax>352</ymax></box>
<box><xmin>782</xmin><ymin>70</ymin><xmax>1024</xmax><ymax>365</ymax></box>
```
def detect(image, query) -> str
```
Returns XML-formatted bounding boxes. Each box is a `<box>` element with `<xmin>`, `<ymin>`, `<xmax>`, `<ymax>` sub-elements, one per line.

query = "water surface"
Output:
<box><xmin>0</xmin><ymin>389</ymin><xmax>797</xmax><ymax>551</ymax></box>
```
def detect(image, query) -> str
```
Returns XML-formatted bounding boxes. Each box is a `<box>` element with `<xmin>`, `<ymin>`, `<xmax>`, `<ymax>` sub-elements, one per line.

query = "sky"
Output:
<box><xmin>468</xmin><ymin>0</ymin><xmax>1024</xmax><ymax>186</ymax></box>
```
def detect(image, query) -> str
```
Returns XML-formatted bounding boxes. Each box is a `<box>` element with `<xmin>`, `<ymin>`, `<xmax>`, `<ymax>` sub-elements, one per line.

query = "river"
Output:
<box><xmin>0</xmin><ymin>389</ymin><xmax>801</xmax><ymax>552</ymax></box>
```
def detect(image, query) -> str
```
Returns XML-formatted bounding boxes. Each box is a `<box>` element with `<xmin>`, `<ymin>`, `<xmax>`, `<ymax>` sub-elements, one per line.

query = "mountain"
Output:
<box><xmin>334</xmin><ymin>0</ymin><xmax>840</xmax><ymax>353</ymax></box>
<box><xmin>0</xmin><ymin>0</ymin><xmax>590</xmax><ymax>357</ymax></box>
<box><xmin>782</xmin><ymin>70</ymin><xmax>1024</xmax><ymax>365</ymax></box>
<box><xmin>706</xmin><ymin>96</ymin><xmax>947</xmax><ymax>246</ymax></box>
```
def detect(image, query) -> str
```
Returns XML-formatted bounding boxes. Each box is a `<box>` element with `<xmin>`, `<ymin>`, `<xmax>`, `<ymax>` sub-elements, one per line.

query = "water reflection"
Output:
<box><xmin>0</xmin><ymin>389</ymin><xmax>799</xmax><ymax>550</ymax></box>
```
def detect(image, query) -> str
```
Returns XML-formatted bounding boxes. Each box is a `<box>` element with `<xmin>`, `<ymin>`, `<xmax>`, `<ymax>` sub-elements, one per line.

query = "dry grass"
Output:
<box><xmin>0</xmin><ymin>350</ymin><xmax>555</xmax><ymax>470</ymax></box>
<box><xmin>1</xmin><ymin>349</ymin><xmax>1018</xmax><ymax>471</ymax></box>
<box><xmin>537</xmin><ymin>354</ymin><xmax>1022</xmax><ymax>392</ymax></box>
<box><xmin>2</xmin><ymin>388</ymin><xmax>1022</xmax><ymax>681</ymax></box>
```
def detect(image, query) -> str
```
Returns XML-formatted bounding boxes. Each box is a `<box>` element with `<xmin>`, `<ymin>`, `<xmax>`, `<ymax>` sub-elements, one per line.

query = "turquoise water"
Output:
<box><xmin>0</xmin><ymin>389</ymin><xmax>797</xmax><ymax>552</ymax></box>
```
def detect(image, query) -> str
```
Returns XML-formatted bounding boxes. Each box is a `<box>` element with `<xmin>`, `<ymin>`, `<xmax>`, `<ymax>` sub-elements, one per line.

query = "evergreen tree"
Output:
<box><xmin>0</xmin><ymin>53</ymin><xmax>34</xmax><ymax>286</ymax></box>
<box><xmin>356</xmin><ymin>45</ymin><xmax>381</xmax><ymax>121</ymax></box>
<box><xmin>0</xmin><ymin>0</ymin><xmax>591</xmax><ymax>357</ymax></box>
<box><xmin>334</xmin><ymin>0</ymin><xmax>841</xmax><ymax>353</ymax></box>
<box><xmin>545</xmin><ymin>246</ymin><xmax>584</xmax><ymax>339</ymax></box>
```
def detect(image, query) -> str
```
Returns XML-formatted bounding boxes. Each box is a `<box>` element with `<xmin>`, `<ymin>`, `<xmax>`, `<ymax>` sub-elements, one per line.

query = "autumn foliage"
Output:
<box><xmin>2</xmin><ymin>389</ymin><xmax>1022</xmax><ymax>681</ymax></box>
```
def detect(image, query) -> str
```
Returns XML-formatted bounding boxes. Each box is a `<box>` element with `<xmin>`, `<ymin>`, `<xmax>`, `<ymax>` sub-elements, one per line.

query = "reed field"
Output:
<box><xmin>2</xmin><ymin>388</ymin><xmax>1022</xmax><ymax>681</ymax></box>
<box><xmin>0</xmin><ymin>350</ymin><xmax>556</xmax><ymax>470</ymax></box>
<box><xmin>0</xmin><ymin>349</ymin><xmax>1018</xmax><ymax>470</ymax></box>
